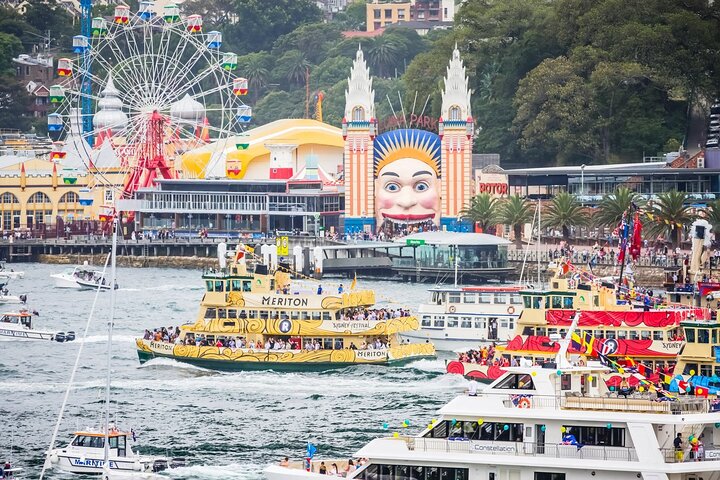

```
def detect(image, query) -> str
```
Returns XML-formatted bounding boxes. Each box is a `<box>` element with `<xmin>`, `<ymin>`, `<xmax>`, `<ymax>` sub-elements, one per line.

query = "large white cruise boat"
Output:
<box><xmin>267</xmin><ymin>315</ymin><xmax>720</xmax><ymax>480</ymax></box>
<box><xmin>402</xmin><ymin>286</ymin><xmax>523</xmax><ymax>351</ymax></box>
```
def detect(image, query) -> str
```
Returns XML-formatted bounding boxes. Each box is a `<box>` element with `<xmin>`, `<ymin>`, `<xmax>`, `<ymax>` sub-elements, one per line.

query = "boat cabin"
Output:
<box><xmin>0</xmin><ymin>312</ymin><xmax>32</xmax><ymax>328</ymax></box>
<box><xmin>675</xmin><ymin>317</ymin><xmax>720</xmax><ymax>377</ymax></box>
<box><xmin>68</xmin><ymin>431</ymin><xmax>130</xmax><ymax>457</ymax></box>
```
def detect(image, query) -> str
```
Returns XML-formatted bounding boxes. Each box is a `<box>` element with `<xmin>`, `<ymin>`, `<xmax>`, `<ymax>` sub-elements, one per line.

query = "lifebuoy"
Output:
<box><xmin>449</xmin><ymin>306</ymin><xmax>456</xmax><ymax>313</ymax></box>
<box><xmin>507</xmin><ymin>306</ymin><xmax>515</xmax><ymax>315</ymax></box>
<box><xmin>517</xmin><ymin>397</ymin><xmax>531</xmax><ymax>408</ymax></box>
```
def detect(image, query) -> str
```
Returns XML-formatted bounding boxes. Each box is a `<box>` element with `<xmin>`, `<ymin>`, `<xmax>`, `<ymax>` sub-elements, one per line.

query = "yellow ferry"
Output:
<box><xmin>135</xmin><ymin>245</ymin><xmax>435</xmax><ymax>370</ymax></box>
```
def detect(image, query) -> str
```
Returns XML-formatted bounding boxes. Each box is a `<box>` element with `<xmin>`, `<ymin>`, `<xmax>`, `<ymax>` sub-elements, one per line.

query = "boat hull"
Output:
<box><xmin>52</xmin><ymin>453</ymin><xmax>152</xmax><ymax>475</ymax></box>
<box><xmin>51</xmin><ymin>273</ymin><xmax>84</xmax><ymax>289</ymax></box>
<box><xmin>401</xmin><ymin>331</ymin><xmax>505</xmax><ymax>352</ymax></box>
<box><xmin>0</xmin><ymin>327</ymin><xmax>55</xmax><ymax>341</ymax></box>
<box><xmin>136</xmin><ymin>339</ymin><xmax>436</xmax><ymax>372</ymax></box>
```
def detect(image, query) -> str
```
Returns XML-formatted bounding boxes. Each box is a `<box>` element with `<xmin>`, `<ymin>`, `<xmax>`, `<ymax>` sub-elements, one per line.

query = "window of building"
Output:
<box><xmin>384</xmin><ymin>8</ymin><xmax>392</xmax><ymax>18</ymax></box>
<box><xmin>357</xmin><ymin>465</ymin><xmax>468</xmax><ymax>480</ymax></box>
<box><xmin>448</xmin><ymin>105</ymin><xmax>461</xmax><ymax>121</ymax></box>
<box><xmin>0</xmin><ymin>192</ymin><xmax>20</xmax><ymax>231</ymax></box>
<box><xmin>352</xmin><ymin>106</ymin><xmax>365</xmax><ymax>122</ymax></box>
<box><xmin>26</xmin><ymin>191</ymin><xmax>52</xmax><ymax>228</ymax></box>
<box><xmin>374</xmin><ymin>9</ymin><xmax>381</xmax><ymax>19</ymax></box>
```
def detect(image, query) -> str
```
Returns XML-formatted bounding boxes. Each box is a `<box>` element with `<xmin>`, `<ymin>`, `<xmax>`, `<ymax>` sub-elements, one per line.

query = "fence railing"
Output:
<box><xmin>507</xmin><ymin>249</ymin><xmax>718</xmax><ymax>270</ymax></box>
<box><xmin>409</xmin><ymin>437</ymin><xmax>639</xmax><ymax>462</ymax></box>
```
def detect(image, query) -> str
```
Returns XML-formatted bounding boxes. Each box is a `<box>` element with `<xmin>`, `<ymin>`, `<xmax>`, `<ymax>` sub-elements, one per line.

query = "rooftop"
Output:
<box><xmin>397</xmin><ymin>232</ymin><xmax>512</xmax><ymax>247</ymax></box>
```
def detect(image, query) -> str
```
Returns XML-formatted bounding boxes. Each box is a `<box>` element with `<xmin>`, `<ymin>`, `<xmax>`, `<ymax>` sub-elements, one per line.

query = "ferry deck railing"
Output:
<box><xmin>499</xmin><ymin>393</ymin><xmax>715</xmax><ymax>414</ymax></box>
<box><xmin>409</xmin><ymin>437</ymin><xmax>638</xmax><ymax>462</ymax></box>
<box><xmin>659</xmin><ymin>447</ymin><xmax>720</xmax><ymax>463</ymax></box>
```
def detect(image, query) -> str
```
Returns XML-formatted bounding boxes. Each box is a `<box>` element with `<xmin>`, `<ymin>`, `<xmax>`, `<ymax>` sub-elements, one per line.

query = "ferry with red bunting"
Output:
<box><xmin>401</xmin><ymin>285</ymin><xmax>523</xmax><ymax>351</ymax></box>
<box><xmin>446</xmin><ymin>269</ymin><xmax>714</xmax><ymax>385</ymax></box>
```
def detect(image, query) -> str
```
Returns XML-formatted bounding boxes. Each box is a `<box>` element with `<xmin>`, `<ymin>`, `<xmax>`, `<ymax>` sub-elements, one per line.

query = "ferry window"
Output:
<box><xmin>214</xmin><ymin>281</ymin><xmax>224</xmax><ymax>291</ymax></box>
<box><xmin>379</xmin><ymin>464</ymin><xmax>393</xmax><ymax>479</ymax></box>
<box><xmin>449</xmin><ymin>421</ymin><xmax>463</xmax><ymax>437</ymax></box>
<box><xmin>71</xmin><ymin>435</ymin><xmax>88</xmax><ymax>447</ymax></box>
<box><xmin>535</xmin><ymin>473</ymin><xmax>565</xmax><ymax>480</ymax></box>
<box><xmin>606</xmin><ymin>330</ymin><xmax>616</xmax><ymax>339</ymax></box>
<box><xmin>322</xmin><ymin>312</ymin><xmax>332</xmax><ymax>321</ymax></box>
<box><xmin>545</xmin><ymin>296</ymin><xmax>550</xmax><ymax>308</ymax></box>
<box><xmin>228</xmin><ymin>309</ymin><xmax>237</xmax><ymax>318</ymax></box>
<box><xmin>511</xmin><ymin>295</ymin><xmax>523</xmax><ymax>305</ymax></box>
<box><xmin>640</xmin><ymin>331</ymin><xmax>650</xmax><ymax>340</ymax></box>
<box><xmin>698</xmin><ymin>329</ymin><xmax>710</xmax><ymax>343</ymax></box>
<box><xmin>552</xmin><ymin>296</ymin><xmax>562</xmax><ymax>309</ymax></box>
<box><xmin>258</xmin><ymin>310</ymin><xmax>268</xmax><ymax>320</ymax></box>
<box><xmin>532</xmin><ymin>296</ymin><xmax>543</xmax><ymax>309</ymax></box>
<box><xmin>561</xmin><ymin>374</ymin><xmax>571</xmax><ymax>390</ymax></box>
<box><xmin>563</xmin><ymin>426</ymin><xmax>625</xmax><ymax>447</ymax></box>
<box><xmin>448</xmin><ymin>293</ymin><xmax>461</xmax><ymax>303</ymax></box>
<box><xmin>291</xmin><ymin>311</ymin><xmax>299</xmax><ymax>320</ymax></box>
<box><xmin>461</xmin><ymin>319</ymin><xmax>472</xmax><ymax>328</ymax></box>
<box><xmin>523</xmin><ymin>327</ymin><xmax>533</xmax><ymax>335</ymax></box>
<box><xmin>231</xmin><ymin>280</ymin><xmax>241</xmax><ymax>291</ymax></box>
<box><xmin>563</xmin><ymin>297</ymin><xmax>573</xmax><ymax>309</ymax></box>
<box><xmin>500</xmin><ymin>320</ymin><xmax>508</xmax><ymax>328</ymax></box>
<box><xmin>225</xmin><ymin>281</ymin><xmax>231</xmax><ymax>291</ymax></box>
<box><xmin>426</xmin><ymin>467</ymin><xmax>440</xmax><ymax>480</ymax></box>
<box><xmin>479</xmin><ymin>294</ymin><xmax>492</xmax><ymax>304</ymax></box>
<box><xmin>301</xmin><ymin>311</ymin><xmax>310</xmax><ymax>320</ymax></box>
<box><xmin>427</xmin><ymin>420</ymin><xmax>448</xmax><ymax>438</ymax></box>
<box><xmin>239</xmin><ymin>310</ymin><xmax>247</xmax><ymax>319</ymax></box>
<box><xmin>431</xmin><ymin>292</ymin><xmax>438</xmax><ymax>303</ymax></box>
<box><xmin>523</xmin><ymin>296</ymin><xmax>531</xmax><ymax>308</ymax></box>
<box><xmin>495</xmin><ymin>373</ymin><xmax>535</xmax><ymax>390</ymax></box>
<box><xmin>475</xmin><ymin>320</ymin><xmax>485</xmax><ymax>329</ymax></box>
<box><xmin>495</xmin><ymin>294</ymin><xmax>508</xmax><ymax>304</ymax></box>
<box><xmin>447</xmin><ymin>317</ymin><xmax>458</xmax><ymax>328</ymax></box>
<box><xmin>593</xmin><ymin>296</ymin><xmax>599</xmax><ymax>307</ymax></box>
<box><xmin>334</xmin><ymin>338</ymin><xmax>343</xmax><ymax>349</ymax></box>
<box><xmin>223</xmin><ymin>320</ymin><xmax>236</xmax><ymax>327</ymax></box>
<box><xmin>205</xmin><ymin>281</ymin><xmax>214</xmax><ymax>291</ymax></box>
<box><xmin>323</xmin><ymin>338</ymin><xmax>333</xmax><ymax>349</ymax></box>
<box><xmin>434</xmin><ymin>319</ymin><xmax>445</xmax><ymax>328</ymax></box>
<box><xmin>548</xmin><ymin>328</ymin><xmax>558</xmax><ymax>336</ymax></box>
<box><xmin>270</xmin><ymin>311</ymin><xmax>279</xmax><ymax>320</ymax></box>
<box><xmin>312</xmin><ymin>311</ymin><xmax>322</xmax><ymax>320</ymax></box>
<box><xmin>713</xmin><ymin>330</ymin><xmax>718</xmax><ymax>344</ymax></box>
<box><xmin>205</xmin><ymin>308</ymin><xmax>216</xmax><ymax>319</ymax></box>
<box><xmin>537</xmin><ymin>327</ymin><xmax>546</xmax><ymax>336</ymax></box>
<box><xmin>683</xmin><ymin>363</ymin><xmax>698</xmax><ymax>375</ymax></box>
<box><xmin>617</xmin><ymin>330</ymin><xmax>627</xmax><ymax>339</ymax></box>
<box><xmin>421</xmin><ymin>316</ymin><xmax>431</xmax><ymax>327</ymax></box>
<box><xmin>701</xmin><ymin>364</ymin><xmax>712</xmax><ymax>377</ymax></box>
<box><xmin>629</xmin><ymin>331</ymin><xmax>640</xmax><ymax>340</ymax></box>
<box><xmin>242</xmin><ymin>281</ymin><xmax>252</xmax><ymax>291</ymax></box>
<box><xmin>464</xmin><ymin>293</ymin><xmax>476</xmax><ymax>303</ymax></box>
<box><xmin>685</xmin><ymin>328</ymin><xmax>695</xmax><ymax>342</ymax></box>
<box><xmin>653</xmin><ymin>331</ymin><xmax>663</xmax><ymax>341</ymax></box>
<box><xmin>109</xmin><ymin>436</ymin><xmax>118</xmax><ymax>448</ymax></box>
<box><xmin>509</xmin><ymin>320</ymin><xmax>514</xmax><ymax>330</ymax></box>
<box><xmin>89</xmin><ymin>436</ymin><xmax>104</xmax><ymax>448</ymax></box>
<box><xmin>463</xmin><ymin>421</ymin><xmax>479</xmax><ymax>439</ymax></box>
<box><xmin>270</xmin><ymin>280</ymin><xmax>275</xmax><ymax>290</ymax></box>
<box><xmin>217</xmin><ymin>308</ymin><xmax>227</xmax><ymax>318</ymax></box>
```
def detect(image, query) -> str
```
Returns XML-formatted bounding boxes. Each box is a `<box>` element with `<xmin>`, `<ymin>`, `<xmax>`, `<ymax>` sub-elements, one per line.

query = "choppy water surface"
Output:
<box><xmin>0</xmin><ymin>263</ymin><xmax>463</xmax><ymax>479</ymax></box>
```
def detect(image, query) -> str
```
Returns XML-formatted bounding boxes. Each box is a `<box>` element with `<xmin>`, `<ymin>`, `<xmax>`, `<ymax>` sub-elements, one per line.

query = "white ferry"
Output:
<box><xmin>51</xmin><ymin>265</ymin><xmax>115</xmax><ymax>290</ymax></box>
<box><xmin>48</xmin><ymin>428</ymin><xmax>184</xmax><ymax>475</ymax></box>
<box><xmin>0</xmin><ymin>311</ymin><xmax>73</xmax><ymax>342</ymax></box>
<box><xmin>402</xmin><ymin>286</ymin><xmax>523</xmax><ymax>351</ymax></box>
<box><xmin>267</xmin><ymin>315</ymin><xmax>720</xmax><ymax>480</ymax></box>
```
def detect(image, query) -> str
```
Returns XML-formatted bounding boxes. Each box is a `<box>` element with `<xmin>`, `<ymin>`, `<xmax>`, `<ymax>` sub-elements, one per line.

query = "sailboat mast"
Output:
<box><xmin>103</xmin><ymin>217</ymin><xmax>118</xmax><ymax>474</ymax></box>
<box><xmin>537</xmin><ymin>200</ymin><xmax>541</xmax><ymax>288</ymax></box>
<box><xmin>454</xmin><ymin>244</ymin><xmax>459</xmax><ymax>287</ymax></box>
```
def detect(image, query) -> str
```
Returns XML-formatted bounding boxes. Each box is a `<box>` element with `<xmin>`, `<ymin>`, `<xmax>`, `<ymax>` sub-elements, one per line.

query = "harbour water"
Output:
<box><xmin>1</xmin><ymin>263</ymin><xmax>464</xmax><ymax>479</ymax></box>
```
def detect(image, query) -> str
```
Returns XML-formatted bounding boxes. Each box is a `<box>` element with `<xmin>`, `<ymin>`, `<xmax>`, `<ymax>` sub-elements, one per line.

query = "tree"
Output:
<box><xmin>237</xmin><ymin>52</ymin><xmax>271</xmax><ymax>99</ymax></box>
<box><xmin>0</xmin><ymin>33</ymin><xmax>22</xmax><ymax>75</ymax></box>
<box><xmin>0</xmin><ymin>77</ymin><xmax>32</xmax><ymax>131</ymax></box>
<box><xmin>272</xmin><ymin>50</ymin><xmax>310</xmax><ymax>87</ymax></box>
<box><xmin>644</xmin><ymin>190</ymin><xmax>695</xmax><ymax>247</ymax></box>
<box><xmin>333</xmin><ymin>1</ymin><xmax>366</xmax><ymax>30</ymax></box>
<box><xmin>272</xmin><ymin>23</ymin><xmax>342</xmax><ymax>65</ymax></box>
<box><xmin>543</xmin><ymin>192</ymin><xmax>589</xmax><ymax>240</ymax></box>
<box><xmin>595</xmin><ymin>187</ymin><xmax>643</xmax><ymax>228</ymax></box>
<box><xmin>253</xmin><ymin>91</ymin><xmax>305</xmax><ymax>124</ymax></box>
<box><xmin>499</xmin><ymin>195</ymin><xmax>534</xmax><ymax>248</ymax></box>
<box><xmin>705</xmin><ymin>200</ymin><xmax>720</xmax><ymax>239</ymax></box>
<box><xmin>367</xmin><ymin>35</ymin><xmax>401</xmax><ymax>78</ymax></box>
<box><xmin>460</xmin><ymin>193</ymin><xmax>501</xmax><ymax>233</ymax></box>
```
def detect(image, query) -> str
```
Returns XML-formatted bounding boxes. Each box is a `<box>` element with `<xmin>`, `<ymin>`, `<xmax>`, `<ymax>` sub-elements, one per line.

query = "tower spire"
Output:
<box><xmin>344</xmin><ymin>46</ymin><xmax>375</xmax><ymax>121</ymax></box>
<box><xmin>441</xmin><ymin>44</ymin><xmax>471</xmax><ymax>120</ymax></box>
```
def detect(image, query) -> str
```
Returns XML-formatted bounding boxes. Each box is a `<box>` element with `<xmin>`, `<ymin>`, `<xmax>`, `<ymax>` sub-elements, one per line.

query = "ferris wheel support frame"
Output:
<box><xmin>80</xmin><ymin>0</ymin><xmax>93</xmax><ymax>144</ymax></box>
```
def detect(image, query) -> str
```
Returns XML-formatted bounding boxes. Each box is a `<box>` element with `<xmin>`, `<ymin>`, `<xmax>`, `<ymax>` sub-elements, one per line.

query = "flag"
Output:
<box><xmin>695</xmin><ymin>386</ymin><xmax>709</xmax><ymax>398</ymax></box>
<box><xmin>629</xmin><ymin>212</ymin><xmax>642</xmax><ymax>260</ymax></box>
<box><xmin>306</xmin><ymin>442</ymin><xmax>317</xmax><ymax>458</ymax></box>
<box><xmin>350</xmin><ymin>273</ymin><xmax>357</xmax><ymax>291</ymax></box>
<box><xmin>561</xmin><ymin>259</ymin><xmax>572</xmax><ymax>275</ymax></box>
<box><xmin>582</xmin><ymin>332</ymin><xmax>594</xmax><ymax>356</ymax></box>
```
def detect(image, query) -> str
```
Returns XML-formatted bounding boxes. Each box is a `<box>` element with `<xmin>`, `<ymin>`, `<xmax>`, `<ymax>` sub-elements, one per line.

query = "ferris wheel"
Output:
<box><xmin>46</xmin><ymin>2</ymin><xmax>251</xmax><ymax>211</ymax></box>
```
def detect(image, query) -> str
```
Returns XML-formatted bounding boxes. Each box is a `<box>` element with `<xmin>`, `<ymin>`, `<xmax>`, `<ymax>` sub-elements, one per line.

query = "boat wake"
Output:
<box><xmin>119</xmin><ymin>284</ymin><xmax>203</xmax><ymax>292</ymax></box>
<box><xmin>137</xmin><ymin>357</ymin><xmax>215</xmax><ymax>373</ymax></box>
<box><xmin>399</xmin><ymin>358</ymin><xmax>447</xmax><ymax>373</ymax></box>
<box><xmin>75</xmin><ymin>334</ymin><xmax>138</xmax><ymax>344</ymax></box>
<box><xmin>166</xmin><ymin>462</ymin><xmax>264</xmax><ymax>479</ymax></box>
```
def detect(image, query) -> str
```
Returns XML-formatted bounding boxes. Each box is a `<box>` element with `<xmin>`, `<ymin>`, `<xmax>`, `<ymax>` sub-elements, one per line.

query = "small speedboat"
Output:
<box><xmin>0</xmin><ymin>262</ymin><xmax>24</xmax><ymax>280</ymax></box>
<box><xmin>0</xmin><ymin>310</ymin><xmax>73</xmax><ymax>342</ymax></box>
<box><xmin>51</xmin><ymin>265</ymin><xmax>116</xmax><ymax>290</ymax></box>
<box><xmin>48</xmin><ymin>428</ymin><xmax>185</xmax><ymax>475</ymax></box>
<box><xmin>0</xmin><ymin>282</ymin><xmax>27</xmax><ymax>304</ymax></box>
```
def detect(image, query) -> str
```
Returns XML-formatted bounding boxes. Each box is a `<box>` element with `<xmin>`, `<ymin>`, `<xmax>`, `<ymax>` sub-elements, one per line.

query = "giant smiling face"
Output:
<box><xmin>375</xmin><ymin>157</ymin><xmax>441</xmax><ymax>227</ymax></box>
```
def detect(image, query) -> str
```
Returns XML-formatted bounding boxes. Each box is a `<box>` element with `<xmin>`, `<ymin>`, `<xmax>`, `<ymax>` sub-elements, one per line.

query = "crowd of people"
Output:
<box><xmin>456</xmin><ymin>344</ymin><xmax>512</xmax><ymax>367</ymax></box>
<box><xmin>279</xmin><ymin>457</ymin><xmax>369</xmax><ymax>476</ymax></box>
<box><xmin>337</xmin><ymin>307</ymin><xmax>410</xmax><ymax>322</ymax></box>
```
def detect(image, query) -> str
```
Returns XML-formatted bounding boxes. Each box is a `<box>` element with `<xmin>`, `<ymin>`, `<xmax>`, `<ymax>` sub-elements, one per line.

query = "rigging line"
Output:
<box><xmin>417</xmin><ymin>94</ymin><xmax>431</xmax><ymax>120</ymax></box>
<box><xmin>38</xmin><ymin>251</ymin><xmax>113</xmax><ymax>480</ymax></box>
<box><xmin>398</xmin><ymin>92</ymin><xmax>407</xmax><ymax>128</ymax></box>
<box><xmin>409</xmin><ymin>91</ymin><xmax>418</xmax><ymax>127</ymax></box>
<box><xmin>385</xmin><ymin>94</ymin><xmax>400</xmax><ymax>125</ymax></box>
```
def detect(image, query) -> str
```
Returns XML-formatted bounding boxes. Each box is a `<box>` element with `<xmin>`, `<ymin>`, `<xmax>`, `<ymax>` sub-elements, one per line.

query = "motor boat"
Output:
<box><xmin>1</xmin><ymin>462</ymin><xmax>22</xmax><ymax>479</ymax></box>
<box><xmin>47</xmin><ymin>428</ymin><xmax>185</xmax><ymax>475</ymax></box>
<box><xmin>51</xmin><ymin>265</ymin><xmax>116</xmax><ymax>290</ymax></box>
<box><xmin>0</xmin><ymin>310</ymin><xmax>74</xmax><ymax>342</ymax></box>
<box><xmin>0</xmin><ymin>261</ymin><xmax>24</xmax><ymax>280</ymax></box>
<box><xmin>0</xmin><ymin>280</ymin><xmax>27</xmax><ymax>305</ymax></box>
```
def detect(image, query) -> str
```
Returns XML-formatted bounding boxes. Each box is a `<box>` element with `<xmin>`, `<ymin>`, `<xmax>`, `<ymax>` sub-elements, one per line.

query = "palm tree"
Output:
<box><xmin>644</xmin><ymin>190</ymin><xmax>696</xmax><ymax>247</ymax></box>
<box><xmin>368</xmin><ymin>35</ymin><xmax>400</xmax><ymax>77</ymax></box>
<box><xmin>705</xmin><ymin>200</ymin><xmax>720</xmax><ymax>235</ymax></box>
<box><xmin>276</xmin><ymin>50</ymin><xmax>310</xmax><ymax>87</ymax></box>
<box><xmin>241</xmin><ymin>53</ymin><xmax>271</xmax><ymax>99</ymax></box>
<box><xmin>499</xmin><ymin>195</ymin><xmax>534</xmax><ymax>248</ymax></box>
<box><xmin>543</xmin><ymin>192</ymin><xmax>589</xmax><ymax>241</ymax></box>
<box><xmin>460</xmin><ymin>193</ymin><xmax>501</xmax><ymax>233</ymax></box>
<box><xmin>595</xmin><ymin>187</ymin><xmax>643</xmax><ymax>228</ymax></box>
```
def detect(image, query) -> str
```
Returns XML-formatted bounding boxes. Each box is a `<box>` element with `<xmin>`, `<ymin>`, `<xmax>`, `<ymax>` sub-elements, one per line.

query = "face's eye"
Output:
<box><xmin>384</xmin><ymin>182</ymin><xmax>400</xmax><ymax>193</ymax></box>
<box><xmin>414</xmin><ymin>181</ymin><xmax>430</xmax><ymax>192</ymax></box>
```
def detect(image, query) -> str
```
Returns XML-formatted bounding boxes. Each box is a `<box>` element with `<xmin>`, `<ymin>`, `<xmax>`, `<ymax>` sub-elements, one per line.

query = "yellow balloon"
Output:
<box><xmin>561</xmin><ymin>427</ymin><xmax>567</xmax><ymax>433</ymax></box>
<box><xmin>393</xmin><ymin>432</ymin><xmax>400</xmax><ymax>438</ymax></box>
<box><xmin>402</xmin><ymin>424</ymin><xmax>407</xmax><ymax>428</ymax></box>
<box><xmin>477</xmin><ymin>419</ymin><xmax>484</xmax><ymax>425</ymax></box>
<box><xmin>638</xmin><ymin>386</ymin><xmax>644</xmax><ymax>392</ymax></box>
<box><xmin>587</xmin><ymin>376</ymin><xmax>594</xmax><ymax>381</ymax></box>
<box><xmin>431</xmin><ymin>419</ymin><xmax>437</xmax><ymax>424</ymax></box>
<box><xmin>690</xmin><ymin>370</ymin><xmax>696</xmax><ymax>376</ymax></box>
<box><xmin>531</xmin><ymin>371</ymin><xmax>537</xmax><ymax>377</ymax></box>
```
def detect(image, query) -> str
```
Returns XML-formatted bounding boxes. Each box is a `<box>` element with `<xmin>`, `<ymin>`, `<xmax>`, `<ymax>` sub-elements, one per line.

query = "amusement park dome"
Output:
<box><xmin>170</xmin><ymin>94</ymin><xmax>205</xmax><ymax>123</ymax></box>
<box><xmin>92</xmin><ymin>75</ymin><xmax>128</xmax><ymax>132</ymax></box>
